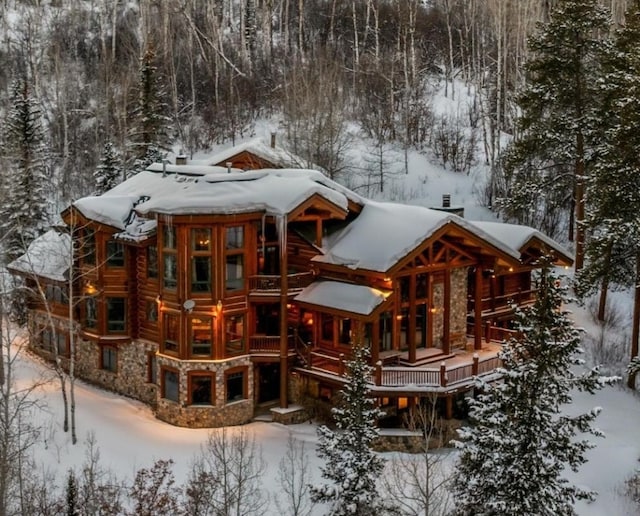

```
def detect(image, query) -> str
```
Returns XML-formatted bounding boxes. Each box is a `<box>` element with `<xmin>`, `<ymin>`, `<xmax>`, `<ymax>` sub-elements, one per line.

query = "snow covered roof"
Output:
<box><xmin>193</xmin><ymin>138</ymin><xmax>310</xmax><ymax>170</ymax></box>
<box><xmin>8</xmin><ymin>229</ymin><xmax>71</xmax><ymax>282</ymax></box>
<box><xmin>295</xmin><ymin>281</ymin><xmax>391</xmax><ymax>316</ymax></box>
<box><xmin>469</xmin><ymin>221</ymin><xmax>573</xmax><ymax>263</ymax></box>
<box><xmin>314</xmin><ymin>201</ymin><xmax>521</xmax><ymax>273</ymax></box>
<box><xmin>71</xmin><ymin>168</ymin><xmax>360</xmax><ymax>240</ymax></box>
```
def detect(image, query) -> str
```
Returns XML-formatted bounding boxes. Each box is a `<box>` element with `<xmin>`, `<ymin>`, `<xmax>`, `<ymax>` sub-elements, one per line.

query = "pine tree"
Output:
<box><xmin>0</xmin><ymin>77</ymin><xmax>49</xmax><ymax>263</ymax></box>
<box><xmin>66</xmin><ymin>470</ymin><xmax>78</xmax><ymax>516</ymax></box>
<box><xmin>93</xmin><ymin>142</ymin><xmax>122</xmax><ymax>195</ymax></box>
<box><xmin>498</xmin><ymin>0</ymin><xmax>611</xmax><ymax>270</ymax></box>
<box><xmin>578</xmin><ymin>0</ymin><xmax>640</xmax><ymax>388</ymax></box>
<box><xmin>310</xmin><ymin>344</ymin><xmax>396</xmax><ymax>516</ymax></box>
<box><xmin>451</xmin><ymin>263</ymin><xmax>615</xmax><ymax>515</ymax></box>
<box><xmin>127</xmin><ymin>46</ymin><xmax>171</xmax><ymax>175</ymax></box>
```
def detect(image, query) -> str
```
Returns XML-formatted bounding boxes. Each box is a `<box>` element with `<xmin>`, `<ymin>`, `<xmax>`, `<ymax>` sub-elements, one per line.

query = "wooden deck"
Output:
<box><xmin>296</xmin><ymin>339</ymin><xmax>504</xmax><ymax>395</ymax></box>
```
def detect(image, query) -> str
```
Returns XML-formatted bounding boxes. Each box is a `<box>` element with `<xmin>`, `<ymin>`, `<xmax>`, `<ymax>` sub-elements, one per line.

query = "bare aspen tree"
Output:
<box><xmin>381</xmin><ymin>397</ymin><xmax>453</xmax><ymax>516</ymax></box>
<box><xmin>276</xmin><ymin>432</ymin><xmax>315</xmax><ymax>516</ymax></box>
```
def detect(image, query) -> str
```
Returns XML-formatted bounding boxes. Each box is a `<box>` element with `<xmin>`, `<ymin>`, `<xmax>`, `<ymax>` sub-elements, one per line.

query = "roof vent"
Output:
<box><xmin>226</xmin><ymin>162</ymin><xmax>232</xmax><ymax>174</ymax></box>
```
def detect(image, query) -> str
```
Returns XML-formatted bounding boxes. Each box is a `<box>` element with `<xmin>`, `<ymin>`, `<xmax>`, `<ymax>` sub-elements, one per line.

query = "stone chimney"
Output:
<box><xmin>442</xmin><ymin>194</ymin><xmax>451</xmax><ymax>208</ymax></box>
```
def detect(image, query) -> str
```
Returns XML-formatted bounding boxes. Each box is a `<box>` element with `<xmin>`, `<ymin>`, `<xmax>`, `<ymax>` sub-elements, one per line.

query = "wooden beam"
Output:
<box><xmin>279</xmin><ymin>218</ymin><xmax>289</xmax><ymax>409</ymax></box>
<box><xmin>408</xmin><ymin>274</ymin><xmax>416</xmax><ymax>364</ymax></box>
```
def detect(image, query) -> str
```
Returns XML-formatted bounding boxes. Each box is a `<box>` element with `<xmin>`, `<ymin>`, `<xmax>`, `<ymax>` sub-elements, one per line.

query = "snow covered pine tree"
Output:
<box><xmin>310</xmin><ymin>343</ymin><xmax>398</xmax><ymax>516</ymax></box>
<box><xmin>451</xmin><ymin>260</ymin><xmax>616</xmax><ymax>515</ymax></box>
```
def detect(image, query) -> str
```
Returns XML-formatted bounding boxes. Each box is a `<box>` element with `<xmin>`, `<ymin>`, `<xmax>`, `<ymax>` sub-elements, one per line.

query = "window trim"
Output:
<box><xmin>224</xmin><ymin>314</ymin><xmax>246</xmax><ymax>356</ymax></box>
<box><xmin>225</xmin><ymin>366</ymin><xmax>248</xmax><ymax>404</ymax></box>
<box><xmin>189</xmin><ymin>316</ymin><xmax>213</xmax><ymax>358</ymax></box>
<box><xmin>224</xmin><ymin>225</ymin><xmax>246</xmax><ymax>292</ymax></box>
<box><xmin>161</xmin><ymin>367</ymin><xmax>180</xmax><ymax>403</ymax></box>
<box><xmin>106</xmin><ymin>240</ymin><xmax>125</xmax><ymax>268</ymax></box>
<box><xmin>100</xmin><ymin>345</ymin><xmax>118</xmax><ymax>373</ymax></box>
<box><xmin>188</xmin><ymin>371</ymin><xmax>216</xmax><ymax>406</ymax></box>
<box><xmin>106</xmin><ymin>297</ymin><xmax>127</xmax><ymax>334</ymax></box>
<box><xmin>162</xmin><ymin>312</ymin><xmax>180</xmax><ymax>356</ymax></box>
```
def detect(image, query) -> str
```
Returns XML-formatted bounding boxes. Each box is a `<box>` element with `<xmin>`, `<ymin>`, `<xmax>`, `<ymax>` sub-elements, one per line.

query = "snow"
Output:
<box><xmin>314</xmin><ymin>200</ymin><xmax>521</xmax><ymax>272</ymax></box>
<box><xmin>7</xmin><ymin>229</ymin><xmax>71</xmax><ymax>282</ymax></box>
<box><xmin>14</xmin><ymin>319</ymin><xmax>640</xmax><ymax>515</ymax></box>
<box><xmin>471</xmin><ymin>220</ymin><xmax>574</xmax><ymax>262</ymax></box>
<box><xmin>295</xmin><ymin>281</ymin><xmax>391</xmax><ymax>316</ymax></box>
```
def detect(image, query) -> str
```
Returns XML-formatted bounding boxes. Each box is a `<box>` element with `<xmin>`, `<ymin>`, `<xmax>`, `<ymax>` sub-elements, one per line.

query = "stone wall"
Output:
<box><xmin>155</xmin><ymin>355</ymin><xmax>254</xmax><ymax>428</ymax></box>
<box><xmin>74</xmin><ymin>337</ymin><xmax>158</xmax><ymax>405</ymax></box>
<box><xmin>432</xmin><ymin>267</ymin><xmax>468</xmax><ymax>350</ymax></box>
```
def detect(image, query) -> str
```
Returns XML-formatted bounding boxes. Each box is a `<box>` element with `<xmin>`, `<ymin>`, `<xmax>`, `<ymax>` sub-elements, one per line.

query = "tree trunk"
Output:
<box><xmin>628</xmin><ymin>252</ymin><xmax>640</xmax><ymax>389</ymax></box>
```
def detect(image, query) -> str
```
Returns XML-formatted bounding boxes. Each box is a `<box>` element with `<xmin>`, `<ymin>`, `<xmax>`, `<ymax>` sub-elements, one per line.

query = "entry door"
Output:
<box><xmin>258</xmin><ymin>363</ymin><xmax>280</xmax><ymax>403</ymax></box>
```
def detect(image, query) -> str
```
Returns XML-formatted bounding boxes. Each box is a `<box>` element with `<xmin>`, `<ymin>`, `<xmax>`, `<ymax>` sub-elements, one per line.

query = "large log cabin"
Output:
<box><xmin>9</xmin><ymin>145</ymin><xmax>572</xmax><ymax>427</ymax></box>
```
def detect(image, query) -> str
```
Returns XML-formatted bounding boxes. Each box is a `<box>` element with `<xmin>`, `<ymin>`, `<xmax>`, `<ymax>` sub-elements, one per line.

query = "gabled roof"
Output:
<box><xmin>192</xmin><ymin>138</ymin><xmax>311</xmax><ymax>170</ymax></box>
<box><xmin>7</xmin><ymin>229</ymin><xmax>71</xmax><ymax>282</ymax></box>
<box><xmin>469</xmin><ymin>221</ymin><xmax>573</xmax><ymax>265</ymax></box>
<box><xmin>314</xmin><ymin>201</ymin><xmax>521</xmax><ymax>273</ymax></box>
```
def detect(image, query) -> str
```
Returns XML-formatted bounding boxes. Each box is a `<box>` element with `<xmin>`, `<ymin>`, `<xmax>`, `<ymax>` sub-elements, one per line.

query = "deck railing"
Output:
<box><xmin>248</xmin><ymin>335</ymin><xmax>294</xmax><ymax>353</ymax></box>
<box><xmin>304</xmin><ymin>349</ymin><xmax>503</xmax><ymax>390</ymax></box>
<box><xmin>248</xmin><ymin>272</ymin><xmax>314</xmax><ymax>292</ymax></box>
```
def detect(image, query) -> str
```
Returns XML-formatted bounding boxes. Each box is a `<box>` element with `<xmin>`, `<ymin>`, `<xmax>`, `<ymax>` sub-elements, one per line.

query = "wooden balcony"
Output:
<box><xmin>468</xmin><ymin>288</ymin><xmax>537</xmax><ymax>317</ymax></box>
<box><xmin>248</xmin><ymin>272</ymin><xmax>314</xmax><ymax>294</ymax></box>
<box><xmin>248</xmin><ymin>335</ymin><xmax>295</xmax><ymax>354</ymax></box>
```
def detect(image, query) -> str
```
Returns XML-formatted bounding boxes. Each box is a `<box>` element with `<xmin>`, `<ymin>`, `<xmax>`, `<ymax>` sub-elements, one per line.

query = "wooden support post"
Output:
<box><xmin>445</xmin><ymin>396</ymin><xmax>453</xmax><ymax>420</ymax></box>
<box><xmin>472</xmin><ymin>353</ymin><xmax>479</xmax><ymax>376</ymax></box>
<box><xmin>439</xmin><ymin>361</ymin><xmax>447</xmax><ymax>387</ymax></box>
<box><xmin>485</xmin><ymin>320</ymin><xmax>491</xmax><ymax>343</ymax></box>
<box><xmin>409</xmin><ymin>274</ymin><xmax>416</xmax><ymax>363</ymax></box>
<box><xmin>339</xmin><ymin>353</ymin><xmax>345</xmax><ymax>376</ymax></box>
<box><xmin>279</xmin><ymin>217</ymin><xmax>289</xmax><ymax>409</ymax></box>
<box><xmin>474</xmin><ymin>266</ymin><xmax>483</xmax><ymax>350</ymax></box>
<box><xmin>375</xmin><ymin>360</ymin><xmax>382</xmax><ymax>386</ymax></box>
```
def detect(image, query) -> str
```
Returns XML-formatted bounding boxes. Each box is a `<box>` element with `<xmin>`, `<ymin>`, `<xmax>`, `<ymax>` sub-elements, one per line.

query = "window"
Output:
<box><xmin>101</xmin><ymin>346</ymin><xmax>117</xmax><ymax>372</ymax></box>
<box><xmin>45</xmin><ymin>285</ymin><xmax>68</xmax><ymax>304</ymax></box>
<box><xmin>191</xmin><ymin>256</ymin><xmax>211</xmax><ymax>292</ymax></box>
<box><xmin>146</xmin><ymin>300</ymin><xmax>158</xmax><ymax>323</ymax></box>
<box><xmin>162</xmin><ymin>368</ymin><xmax>179</xmax><ymax>402</ymax></box>
<box><xmin>163</xmin><ymin>254</ymin><xmax>177</xmax><ymax>289</ymax></box>
<box><xmin>83</xmin><ymin>230</ymin><xmax>96</xmax><ymax>265</ymax></box>
<box><xmin>56</xmin><ymin>332</ymin><xmax>68</xmax><ymax>356</ymax></box>
<box><xmin>85</xmin><ymin>297</ymin><xmax>97</xmax><ymax>329</ymax></box>
<box><xmin>163</xmin><ymin>226</ymin><xmax>177</xmax><ymax>290</ymax></box>
<box><xmin>189</xmin><ymin>373</ymin><xmax>214</xmax><ymax>405</ymax></box>
<box><xmin>338</xmin><ymin>318</ymin><xmax>351</xmax><ymax>345</ymax></box>
<box><xmin>163</xmin><ymin>225</ymin><xmax>177</xmax><ymax>249</ymax></box>
<box><xmin>225</xmin><ymin>315</ymin><xmax>244</xmax><ymax>354</ymax></box>
<box><xmin>226</xmin><ymin>226</ymin><xmax>244</xmax><ymax>249</ymax></box>
<box><xmin>163</xmin><ymin>313</ymin><xmax>179</xmax><ymax>354</ymax></box>
<box><xmin>226</xmin><ymin>369</ymin><xmax>246</xmax><ymax>403</ymax></box>
<box><xmin>40</xmin><ymin>328</ymin><xmax>53</xmax><ymax>352</ymax></box>
<box><xmin>190</xmin><ymin>317</ymin><xmax>212</xmax><ymax>356</ymax></box>
<box><xmin>225</xmin><ymin>226</ymin><xmax>245</xmax><ymax>291</ymax></box>
<box><xmin>191</xmin><ymin>229</ymin><xmax>212</xmax><ymax>293</ymax></box>
<box><xmin>321</xmin><ymin>314</ymin><xmax>334</xmax><ymax>342</ymax></box>
<box><xmin>225</xmin><ymin>254</ymin><xmax>244</xmax><ymax>291</ymax></box>
<box><xmin>147</xmin><ymin>246</ymin><xmax>158</xmax><ymax>279</ymax></box>
<box><xmin>106</xmin><ymin>241</ymin><xmax>125</xmax><ymax>267</ymax></box>
<box><xmin>380</xmin><ymin>311</ymin><xmax>393</xmax><ymax>351</ymax></box>
<box><xmin>106</xmin><ymin>298</ymin><xmax>126</xmax><ymax>332</ymax></box>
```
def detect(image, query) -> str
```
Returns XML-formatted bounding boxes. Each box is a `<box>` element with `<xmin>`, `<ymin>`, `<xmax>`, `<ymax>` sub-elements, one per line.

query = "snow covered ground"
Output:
<box><xmin>17</xmin><ymin>324</ymin><xmax>640</xmax><ymax>515</ymax></box>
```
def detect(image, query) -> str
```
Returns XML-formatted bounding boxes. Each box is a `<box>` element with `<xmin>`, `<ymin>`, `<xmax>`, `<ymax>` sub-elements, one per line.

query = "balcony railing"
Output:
<box><xmin>248</xmin><ymin>272</ymin><xmax>314</xmax><ymax>293</ymax></box>
<box><xmin>248</xmin><ymin>335</ymin><xmax>294</xmax><ymax>353</ymax></box>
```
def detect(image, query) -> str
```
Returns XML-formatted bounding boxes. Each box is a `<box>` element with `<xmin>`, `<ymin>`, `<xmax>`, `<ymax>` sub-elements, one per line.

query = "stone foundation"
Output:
<box><xmin>271</xmin><ymin>404</ymin><xmax>309</xmax><ymax>425</ymax></box>
<box><xmin>155</xmin><ymin>355</ymin><xmax>255</xmax><ymax>428</ymax></box>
